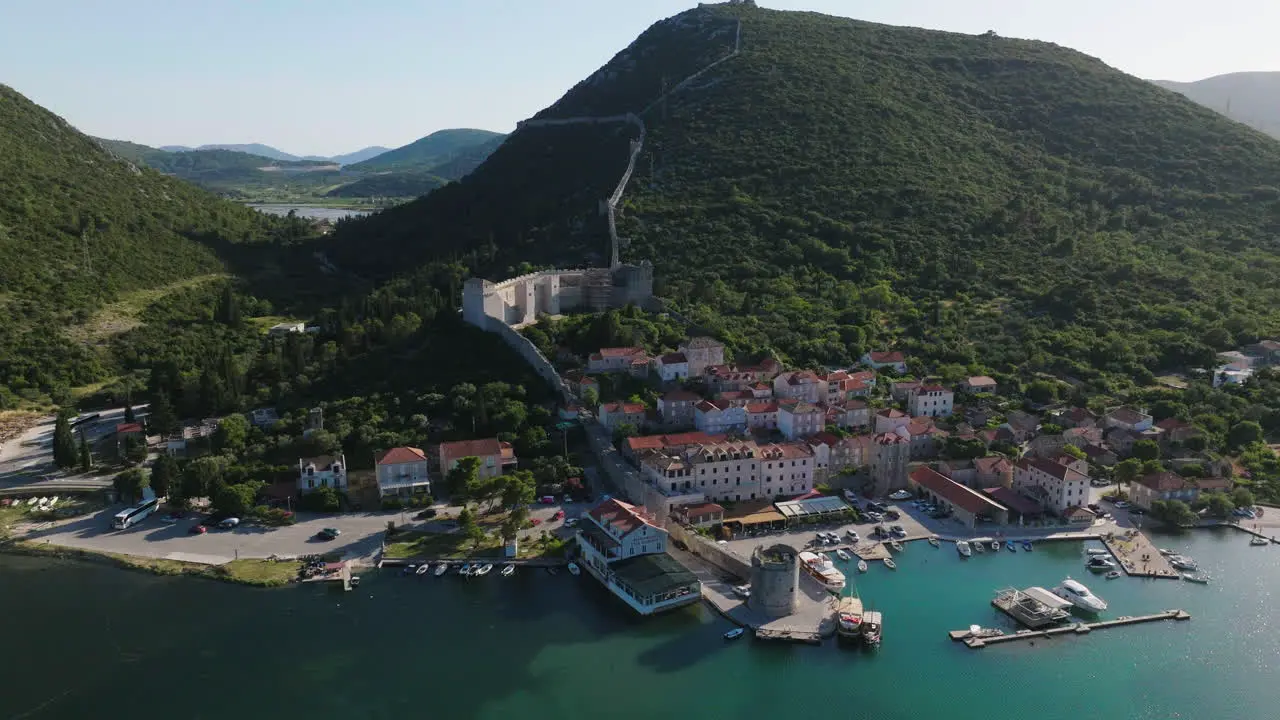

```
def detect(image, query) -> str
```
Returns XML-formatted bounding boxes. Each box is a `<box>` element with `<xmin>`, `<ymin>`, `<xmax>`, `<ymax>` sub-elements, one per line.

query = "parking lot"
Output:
<box><xmin>723</xmin><ymin>495</ymin><xmax>935</xmax><ymax>560</ymax></box>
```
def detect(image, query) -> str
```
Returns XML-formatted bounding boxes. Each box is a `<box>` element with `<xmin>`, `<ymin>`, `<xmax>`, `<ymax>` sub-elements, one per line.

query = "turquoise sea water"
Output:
<box><xmin>2</xmin><ymin>528</ymin><xmax>1277</xmax><ymax>720</ymax></box>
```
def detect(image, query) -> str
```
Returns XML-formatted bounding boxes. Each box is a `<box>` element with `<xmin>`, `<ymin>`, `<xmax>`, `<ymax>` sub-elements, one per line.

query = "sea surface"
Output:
<box><xmin>246</xmin><ymin>204</ymin><xmax>370</xmax><ymax>220</ymax></box>
<box><xmin>2</xmin><ymin>528</ymin><xmax>1277</xmax><ymax>720</ymax></box>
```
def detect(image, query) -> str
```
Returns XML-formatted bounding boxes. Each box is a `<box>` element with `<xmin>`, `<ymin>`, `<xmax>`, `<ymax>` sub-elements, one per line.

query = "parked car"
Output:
<box><xmin>733</xmin><ymin>585</ymin><xmax>751</xmax><ymax>599</ymax></box>
<box><xmin>415</xmin><ymin>508</ymin><xmax>437</xmax><ymax>520</ymax></box>
<box><xmin>888</xmin><ymin>490</ymin><xmax>912</xmax><ymax>501</ymax></box>
<box><xmin>884</xmin><ymin>510</ymin><xmax>901</xmax><ymax>520</ymax></box>
<box><xmin>553</xmin><ymin>510</ymin><xmax>566</xmax><ymax>520</ymax></box>
<box><xmin>189</xmin><ymin>524</ymin><xmax>207</xmax><ymax>535</ymax></box>
<box><xmin>1129</xmin><ymin>507</ymin><xmax>1146</xmax><ymax>515</ymax></box>
<box><xmin>845</xmin><ymin>530</ymin><xmax>860</xmax><ymax>543</ymax></box>
<box><xmin>217</xmin><ymin>517</ymin><xmax>240</xmax><ymax>529</ymax></box>
<box><xmin>1087</xmin><ymin>503</ymin><xmax>1101</xmax><ymax>512</ymax></box>
<box><xmin>316</xmin><ymin>527</ymin><xmax>341</xmax><ymax>540</ymax></box>
<box><xmin>539</xmin><ymin>496</ymin><xmax>556</xmax><ymax>505</ymax></box>
<box><xmin>1114</xmin><ymin>501</ymin><xmax>1131</xmax><ymax>509</ymax></box>
<box><xmin>865</xmin><ymin>511</ymin><xmax>883</xmax><ymax>522</ymax></box>
<box><xmin>565</xmin><ymin>518</ymin><xmax>578</xmax><ymax>528</ymax></box>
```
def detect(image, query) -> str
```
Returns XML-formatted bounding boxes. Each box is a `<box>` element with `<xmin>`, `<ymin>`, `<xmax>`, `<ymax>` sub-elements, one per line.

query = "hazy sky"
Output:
<box><xmin>3</xmin><ymin>0</ymin><xmax>1276</xmax><ymax>156</ymax></box>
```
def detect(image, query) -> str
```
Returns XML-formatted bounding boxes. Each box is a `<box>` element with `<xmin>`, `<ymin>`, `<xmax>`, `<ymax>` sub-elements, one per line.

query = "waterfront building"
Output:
<box><xmin>1129</xmin><ymin>471</ymin><xmax>1232</xmax><ymax>510</ymax></box>
<box><xmin>1012</xmin><ymin>457</ymin><xmax>1089</xmax><ymax>516</ymax></box>
<box><xmin>576</xmin><ymin>498</ymin><xmax>701</xmax><ymax>615</ymax></box>
<box><xmin>374</xmin><ymin>446</ymin><xmax>431</xmax><ymax>498</ymax></box>
<box><xmin>908</xmin><ymin>466</ymin><xmax>1009</xmax><ymax>528</ymax></box>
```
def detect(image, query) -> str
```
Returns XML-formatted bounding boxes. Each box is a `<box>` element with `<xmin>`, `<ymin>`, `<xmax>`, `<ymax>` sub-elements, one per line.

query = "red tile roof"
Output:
<box><xmin>625</xmin><ymin>432</ymin><xmax>723</xmax><ymax>452</ymax></box>
<box><xmin>677</xmin><ymin>502</ymin><xmax>725</xmax><ymax>517</ymax></box>
<box><xmin>376</xmin><ymin>446</ymin><xmax>427</xmax><ymax>465</ymax></box>
<box><xmin>874</xmin><ymin>432</ymin><xmax>908</xmax><ymax>445</ymax></box>
<box><xmin>596</xmin><ymin>346</ymin><xmax>645</xmax><ymax>358</ymax></box>
<box><xmin>601</xmin><ymin>402</ymin><xmax>646</xmax><ymax>414</ymax></box>
<box><xmin>1105</xmin><ymin>407</ymin><xmax>1150</xmax><ymax>425</ymax></box>
<box><xmin>869</xmin><ymin>351</ymin><xmax>905</xmax><ymax>363</ymax></box>
<box><xmin>588</xmin><ymin>498</ymin><xmax>655</xmax><ymax>537</ymax></box>
<box><xmin>657</xmin><ymin>352</ymin><xmax>687</xmax><ymax>364</ymax></box>
<box><xmin>919</xmin><ymin>384</ymin><xmax>948</xmax><ymax>392</ymax></box>
<box><xmin>910</xmin><ymin>466</ymin><xmax>1008</xmax><ymax>516</ymax></box>
<box><xmin>877</xmin><ymin>408</ymin><xmax>907</xmax><ymax>419</ymax></box>
<box><xmin>1155</xmin><ymin>417</ymin><xmax>1192</xmax><ymax>431</ymax></box>
<box><xmin>809</xmin><ymin>431</ymin><xmax>842</xmax><ymax>447</ymax></box>
<box><xmin>745</xmin><ymin>401</ymin><xmax>778</xmax><ymax>414</ymax></box>
<box><xmin>974</xmin><ymin>456</ymin><xmax>1012</xmax><ymax>474</ymax></box>
<box><xmin>966</xmin><ymin>376</ymin><xmax>997</xmax><ymax>387</ymax></box>
<box><xmin>439</xmin><ymin>438</ymin><xmax>502</xmax><ymax>460</ymax></box>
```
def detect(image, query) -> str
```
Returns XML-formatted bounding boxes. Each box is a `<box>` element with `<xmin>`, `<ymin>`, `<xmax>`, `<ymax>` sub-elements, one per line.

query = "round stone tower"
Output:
<box><xmin>750</xmin><ymin>543</ymin><xmax>799</xmax><ymax>617</ymax></box>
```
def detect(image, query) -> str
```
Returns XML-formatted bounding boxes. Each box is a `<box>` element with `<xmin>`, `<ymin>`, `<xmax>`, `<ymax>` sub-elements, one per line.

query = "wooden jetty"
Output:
<box><xmin>950</xmin><ymin>610</ymin><xmax>1190</xmax><ymax>649</ymax></box>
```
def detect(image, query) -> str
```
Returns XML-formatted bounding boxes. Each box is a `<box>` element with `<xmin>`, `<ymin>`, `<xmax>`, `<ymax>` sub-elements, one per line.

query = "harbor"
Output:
<box><xmin>1101</xmin><ymin>530</ymin><xmax>1180</xmax><ymax>579</ymax></box>
<box><xmin>951</xmin><ymin>609</ymin><xmax>1192</xmax><ymax>648</ymax></box>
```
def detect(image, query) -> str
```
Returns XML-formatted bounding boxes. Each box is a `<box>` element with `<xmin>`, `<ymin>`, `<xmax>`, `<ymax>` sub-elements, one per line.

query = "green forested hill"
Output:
<box><xmin>330</xmin><ymin>4</ymin><xmax>1280</xmax><ymax>385</ymax></box>
<box><xmin>0</xmin><ymin>85</ymin><xmax>295</xmax><ymax>396</ymax></box>
<box><xmin>324</xmin><ymin>170</ymin><xmax>446</xmax><ymax>199</ymax></box>
<box><xmin>347</xmin><ymin>128</ymin><xmax>505</xmax><ymax>172</ymax></box>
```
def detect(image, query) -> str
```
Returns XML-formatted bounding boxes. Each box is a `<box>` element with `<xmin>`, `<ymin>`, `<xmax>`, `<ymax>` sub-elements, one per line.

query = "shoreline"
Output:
<box><xmin>0</xmin><ymin>539</ymin><xmax>302</xmax><ymax>588</ymax></box>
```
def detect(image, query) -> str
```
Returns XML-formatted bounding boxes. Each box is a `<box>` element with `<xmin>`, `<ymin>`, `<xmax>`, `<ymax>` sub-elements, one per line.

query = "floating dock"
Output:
<box><xmin>992</xmin><ymin>587</ymin><xmax>1072</xmax><ymax>628</ymax></box>
<box><xmin>950</xmin><ymin>610</ymin><xmax>1190</xmax><ymax>649</ymax></box>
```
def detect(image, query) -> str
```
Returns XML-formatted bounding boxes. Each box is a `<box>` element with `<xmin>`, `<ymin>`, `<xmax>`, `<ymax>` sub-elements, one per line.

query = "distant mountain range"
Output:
<box><xmin>158</xmin><ymin>143</ymin><xmax>390</xmax><ymax>166</ymax></box>
<box><xmin>1153</xmin><ymin>72</ymin><xmax>1280</xmax><ymax>139</ymax></box>
<box><xmin>347</xmin><ymin>129</ymin><xmax>505</xmax><ymax>172</ymax></box>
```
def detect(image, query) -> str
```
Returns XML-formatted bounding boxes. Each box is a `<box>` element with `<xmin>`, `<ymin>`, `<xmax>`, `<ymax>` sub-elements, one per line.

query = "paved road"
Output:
<box><xmin>0</xmin><ymin>406</ymin><xmax>137</xmax><ymax>488</ymax></box>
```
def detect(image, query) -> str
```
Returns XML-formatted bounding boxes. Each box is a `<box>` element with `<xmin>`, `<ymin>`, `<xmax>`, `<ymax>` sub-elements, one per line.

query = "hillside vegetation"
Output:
<box><xmin>331</xmin><ymin>4</ymin><xmax>1280</xmax><ymax>389</ymax></box>
<box><xmin>348</xmin><ymin>128</ymin><xmax>505</xmax><ymax>172</ymax></box>
<box><xmin>0</xmin><ymin>84</ymin><xmax>305</xmax><ymax>400</ymax></box>
<box><xmin>1154</xmin><ymin>72</ymin><xmax>1280</xmax><ymax>140</ymax></box>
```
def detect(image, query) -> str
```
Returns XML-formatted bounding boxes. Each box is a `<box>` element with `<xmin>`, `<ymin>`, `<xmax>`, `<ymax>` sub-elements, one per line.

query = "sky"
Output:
<box><xmin>3</xmin><ymin>0</ymin><xmax>1277</xmax><ymax>157</ymax></box>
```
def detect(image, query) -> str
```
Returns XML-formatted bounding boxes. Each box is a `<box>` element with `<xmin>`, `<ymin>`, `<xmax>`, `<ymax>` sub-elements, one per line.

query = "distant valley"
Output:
<box><xmin>98</xmin><ymin>129</ymin><xmax>506</xmax><ymax>206</ymax></box>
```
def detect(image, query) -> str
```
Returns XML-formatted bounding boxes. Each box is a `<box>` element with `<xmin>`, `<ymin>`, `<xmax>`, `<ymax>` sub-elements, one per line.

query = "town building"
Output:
<box><xmin>758</xmin><ymin>442</ymin><xmax>815</xmax><ymax>497</ymax></box>
<box><xmin>908</xmin><ymin>384</ymin><xmax>954</xmax><ymax>417</ymax></box>
<box><xmin>822</xmin><ymin>369</ymin><xmax>874</xmax><ymax>403</ymax></box>
<box><xmin>1012</xmin><ymin>457</ymin><xmax>1089</xmax><ymax>516</ymax></box>
<box><xmin>374</xmin><ymin>447</ymin><xmax>431</xmax><ymax>498</ymax></box>
<box><xmin>679</xmin><ymin>336</ymin><xmax>726</xmax><ymax>378</ymax></box>
<box><xmin>598</xmin><ymin>402</ymin><xmax>647</xmax><ymax>430</ymax></box>
<box><xmin>745</xmin><ymin>401</ymin><xmax>779</xmax><ymax>431</ymax></box>
<box><xmin>908</xmin><ymin>466</ymin><xmax>1009</xmax><ymax>528</ymax></box>
<box><xmin>808</xmin><ymin>432</ymin><xmax>871</xmax><ymax>481</ymax></box>
<box><xmin>1155</xmin><ymin>417</ymin><xmax>1201</xmax><ymax>446</ymax></box>
<box><xmin>778</xmin><ymin>400</ymin><xmax>824</xmax><ymax>440</ymax></box>
<box><xmin>822</xmin><ymin>400</ymin><xmax>870</xmax><ymax>430</ymax></box>
<box><xmin>961</xmin><ymin>376</ymin><xmax>998</xmax><ymax>393</ymax></box>
<box><xmin>906</xmin><ymin>416</ymin><xmax>948</xmax><ymax>459</ymax></box>
<box><xmin>1129</xmin><ymin>472</ymin><xmax>1232</xmax><ymax>510</ymax></box>
<box><xmin>673</xmin><ymin>501</ymin><xmax>724</xmax><ymax>528</ymax></box>
<box><xmin>869</xmin><ymin>433</ymin><xmax>910</xmax><ymax>496</ymax></box>
<box><xmin>773</xmin><ymin>370</ymin><xmax>826</xmax><ymax>404</ymax></box>
<box><xmin>623</xmin><ymin>432</ymin><xmax>723</xmax><ymax>462</ymax></box>
<box><xmin>861</xmin><ymin>351</ymin><xmax>908</xmax><ymax>374</ymax></box>
<box><xmin>873</xmin><ymin>408</ymin><xmax>910</xmax><ymax>434</ymax></box>
<box><xmin>462</xmin><ymin>265</ymin><xmax>655</xmax><ymax>331</ymax></box>
<box><xmin>299</xmin><ymin>453</ymin><xmax>347</xmax><ymax>494</ymax></box>
<box><xmin>575</xmin><ymin>498</ymin><xmax>701</xmax><ymax>615</ymax></box>
<box><xmin>268</xmin><ymin>321</ymin><xmax>306</xmax><ymax>336</ymax></box>
<box><xmin>973</xmin><ymin>456</ymin><xmax>1014</xmax><ymax>488</ymax></box>
<box><xmin>562</xmin><ymin>371</ymin><xmax>599</xmax><ymax>399</ymax></box>
<box><xmin>1001</xmin><ymin>410</ymin><xmax>1041</xmax><ymax>442</ymax></box>
<box><xmin>693</xmin><ymin>400</ymin><xmax>747</xmax><ymax>435</ymax></box>
<box><xmin>587</xmin><ymin>347</ymin><xmax>650</xmax><ymax>376</ymax></box>
<box><xmin>657</xmin><ymin>390</ymin><xmax>700</xmax><ymax>427</ymax></box>
<box><xmin>1102</xmin><ymin>406</ymin><xmax>1154</xmax><ymax>432</ymax></box>
<box><xmin>438</xmin><ymin>438</ymin><xmax>517</xmax><ymax>481</ymax></box>
<box><xmin>164</xmin><ymin>419</ymin><xmax>219</xmax><ymax>457</ymax></box>
<box><xmin>651</xmin><ymin>352</ymin><xmax>689</xmax><ymax>382</ymax></box>
<box><xmin>1055</xmin><ymin>406</ymin><xmax>1098</xmax><ymax>428</ymax></box>
<box><xmin>890</xmin><ymin>379</ymin><xmax>921</xmax><ymax>402</ymax></box>
<box><xmin>1244</xmin><ymin>340</ymin><xmax>1280</xmax><ymax>365</ymax></box>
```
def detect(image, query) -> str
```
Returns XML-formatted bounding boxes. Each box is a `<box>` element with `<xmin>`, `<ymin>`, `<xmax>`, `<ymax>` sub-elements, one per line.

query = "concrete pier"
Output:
<box><xmin>950</xmin><ymin>610</ymin><xmax>1190</xmax><ymax>649</ymax></box>
<box><xmin>1101</xmin><ymin>530</ymin><xmax>1180</xmax><ymax>578</ymax></box>
<box><xmin>1226</xmin><ymin>523</ymin><xmax>1280</xmax><ymax>544</ymax></box>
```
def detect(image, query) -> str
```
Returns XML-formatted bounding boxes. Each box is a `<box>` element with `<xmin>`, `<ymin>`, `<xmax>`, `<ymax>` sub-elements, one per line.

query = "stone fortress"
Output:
<box><xmin>463</xmin><ymin>262</ymin><xmax>654</xmax><ymax>330</ymax></box>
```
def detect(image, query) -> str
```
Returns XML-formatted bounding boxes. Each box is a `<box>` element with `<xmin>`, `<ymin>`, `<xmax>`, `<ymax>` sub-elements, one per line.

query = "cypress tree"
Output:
<box><xmin>52</xmin><ymin>413</ymin><xmax>77</xmax><ymax>469</ymax></box>
<box><xmin>77</xmin><ymin>432</ymin><xmax>91</xmax><ymax>471</ymax></box>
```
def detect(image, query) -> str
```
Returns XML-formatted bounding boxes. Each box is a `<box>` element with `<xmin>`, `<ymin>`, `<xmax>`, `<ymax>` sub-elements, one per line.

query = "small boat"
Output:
<box><xmin>25</xmin><ymin>497</ymin><xmax>38</xmax><ymax>506</ymax></box>
<box><xmin>990</xmin><ymin>541</ymin><xmax>1000</xmax><ymax>551</ymax></box>
<box><xmin>890</xmin><ymin>540</ymin><xmax>904</xmax><ymax>552</ymax></box>
<box><xmin>861</xmin><ymin>610</ymin><xmax>883</xmax><ymax>647</ymax></box>
<box><xmin>1086</xmin><ymin>556</ymin><xmax>1116</xmax><ymax>571</ymax></box>
<box><xmin>1087</xmin><ymin>548</ymin><xmax>1110</xmax><ymax>556</ymax></box>
<box><xmin>1006</xmin><ymin>541</ymin><xmax>1016</xmax><ymax>552</ymax></box>
<box><xmin>967</xmin><ymin>624</ymin><xmax>1004</xmax><ymax>639</ymax></box>
<box><xmin>974</xmin><ymin>541</ymin><xmax>985</xmax><ymax>554</ymax></box>
<box><xmin>1182</xmin><ymin>572</ymin><xmax>1210</xmax><ymax>584</ymax></box>
<box><xmin>458</xmin><ymin>563</ymin><xmax>472</xmax><ymax>576</ymax></box>
<box><xmin>956</xmin><ymin>540</ymin><xmax>972</xmax><ymax>557</ymax></box>
<box><xmin>1022</xmin><ymin>540</ymin><xmax>1033</xmax><ymax>551</ymax></box>
<box><xmin>501</xmin><ymin>563</ymin><xmax>515</xmax><ymax>577</ymax></box>
<box><xmin>567</xmin><ymin>562</ymin><xmax>581</xmax><ymax>576</ymax></box>
<box><xmin>434</xmin><ymin>563</ymin><xmax>448</xmax><ymax>577</ymax></box>
<box><xmin>36</xmin><ymin>496</ymin><xmax>47</xmax><ymax>507</ymax></box>
<box><xmin>857</xmin><ymin>560</ymin><xmax>869</xmax><ymax>573</ymax></box>
<box><xmin>1105</xmin><ymin>571</ymin><xmax>1121</xmax><ymax>580</ymax></box>
<box><xmin>349</xmin><ymin>575</ymin><xmax>361</xmax><ymax>587</ymax></box>
<box><xmin>835</xmin><ymin>549</ymin><xmax>851</xmax><ymax>561</ymax></box>
<box><xmin>47</xmin><ymin>496</ymin><xmax>59</xmax><ymax>508</ymax></box>
<box><xmin>474</xmin><ymin>563</ymin><xmax>493</xmax><ymax>576</ymax></box>
<box><xmin>883</xmin><ymin>558</ymin><xmax>897</xmax><ymax>570</ymax></box>
<box><xmin>416</xmin><ymin>564</ymin><xmax>430</xmax><ymax>576</ymax></box>
<box><xmin>928</xmin><ymin>537</ymin><xmax>940</xmax><ymax>548</ymax></box>
<box><xmin>724</xmin><ymin>627</ymin><xmax>746</xmax><ymax>640</ymax></box>
<box><xmin>1250</xmin><ymin>536</ymin><xmax>1270</xmax><ymax>546</ymax></box>
<box><xmin>1169</xmin><ymin>555</ymin><xmax>1199</xmax><ymax>571</ymax></box>
<box><xmin>1158</xmin><ymin>548</ymin><xmax>1174</xmax><ymax>556</ymax></box>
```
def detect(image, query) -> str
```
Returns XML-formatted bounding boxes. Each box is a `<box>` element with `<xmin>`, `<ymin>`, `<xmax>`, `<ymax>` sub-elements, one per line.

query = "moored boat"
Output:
<box><xmin>416</xmin><ymin>564</ymin><xmax>430</xmax><ymax>575</ymax></box>
<box><xmin>857</xmin><ymin>560</ymin><xmax>869</xmax><ymax>573</ymax></box>
<box><xmin>890</xmin><ymin>540</ymin><xmax>904</xmax><ymax>552</ymax></box>
<box><xmin>1086</xmin><ymin>555</ymin><xmax>1116</xmax><ymax>571</ymax></box>
<box><xmin>1052</xmin><ymin>577</ymin><xmax>1108</xmax><ymax>613</ymax></box>
<box><xmin>1250</xmin><ymin>536</ymin><xmax>1269</xmax><ymax>546</ymax></box>
<box><xmin>990</xmin><ymin>540</ymin><xmax>1000</xmax><ymax>551</ymax></box>
<box><xmin>1105</xmin><ymin>570</ymin><xmax>1121</xmax><ymax>580</ymax></box>
<box><xmin>956</xmin><ymin>540</ymin><xmax>972</xmax><ymax>557</ymax></box>
<box><xmin>1087</xmin><ymin>548</ymin><xmax>1110</xmax><ymax>555</ymax></box>
<box><xmin>402</xmin><ymin>563</ymin><xmax>417</xmax><ymax>575</ymax></box>
<box><xmin>474</xmin><ymin>563</ymin><xmax>493</xmax><ymax>576</ymax></box>
<box><xmin>974</xmin><ymin>541</ymin><xmax>985</xmax><ymax>554</ymax></box>
<box><xmin>1168</xmin><ymin>555</ymin><xmax>1199</xmax><ymax>571</ymax></box>
<box><xmin>724</xmin><ymin>627</ymin><xmax>746</xmax><ymax>640</ymax></box>
<box><xmin>799</xmin><ymin>550</ymin><xmax>847</xmax><ymax>591</ymax></box>
<box><xmin>928</xmin><ymin>537</ymin><xmax>939</xmax><ymax>548</ymax></box>
<box><xmin>1006</xmin><ymin>540</ymin><xmax>1016</xmax><ymax>552</ymax></box>
<box><xmin>500</xmin><ymin>563</ymin><xmax>515</xmax><ymax>577</ymax></box>
<box><xmin>458</xmin><ymin>563</ymin><xmax>472</xmax><ymax>576</ymax></box>
<box><xmin>1022</xmin><ymin>540</ymin><xmax>1033</xmax><ymax>551</ymax></box>
<box><xmin>883</xmin><ymin>558</ymin><xmax>897</xmax><ymax>570</ymax></box>
<box><xmin>1182</xmin><ymin>572</ymin><xmax>1210</xmax><ymax>584</ymax></box>
<box><xmin>861</xmin><ymin>610</ymin><xmax>883</xmax><ymax>647</ymax></box>
<box><xmin>835</xmin><ymin>548</ymin><xmax>851</xmax><ymax>561</ymax></box>
<box><xmin>434</xmin><ymin>563</ymin><xmax>448</xmax><ymax>576</ymax></box>
<box><xmin>567</xmin><ymin>562</ymin><xmax>581</xmax><ymax>576</ymax></box>
<box><xmin>836</xmin><ymin>595</ymin><xmax>864</xmax><ymax>640</ymax></box>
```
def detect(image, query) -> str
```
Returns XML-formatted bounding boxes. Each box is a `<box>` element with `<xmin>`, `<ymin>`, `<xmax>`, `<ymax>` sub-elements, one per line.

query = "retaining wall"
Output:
<box><xmin>669</xmin><ymin>523</ymin><xmax>752</xmax><ymax>579</ymax></box>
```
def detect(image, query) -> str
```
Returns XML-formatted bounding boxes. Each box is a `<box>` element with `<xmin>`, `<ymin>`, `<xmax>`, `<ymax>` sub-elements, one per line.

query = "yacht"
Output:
<box><xmin>956</xmin><ymin>540</ymin><xmax>973</xmax><ymax>557</ymax></box>
<box><xmin>1052</xmin><ymin>577</ymin><xmax>1108</xmax><ymax>613</ymax></box>
<box><xmin>836</xmin><ymin>596</ymin><xmax>864</xmax><ymax>640</ymax></box>
<box><xmin>799</xmin><ymin>551</ymin><xmax>847</xmax><ymax>591</ymax></box>
<box><xmin>1087</xmin><ymin>548</ymin><xmax>1110</xmax><ymax>555</ymax></box>
<box><xmin>1086</xmin><ymin>555</ymin><xmax>1116</xmax><ymax>571</ymax></box>
<box><xmin>835</xmin><ymin>549</ymin><xmax>851</xmax><ymax>561</ymax></box>
<box><xmin>928</xmin><ymin>537</ymin><xmax>940</xmax><ymax>548</ymax></box>
<box><xmin>1182</xmin><ymin>572</ymin><xmax>1210</xmax><ymax>584</ymax></box>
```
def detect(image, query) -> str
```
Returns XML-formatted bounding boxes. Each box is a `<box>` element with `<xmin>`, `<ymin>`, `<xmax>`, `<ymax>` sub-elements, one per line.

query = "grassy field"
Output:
<box><xmin>63</xmin><ymin>273</ymin><xmax>229</xmax><ymax>347</ymax></box>
<box><xmin>3</xmin><ymin>540</ymin><xmax>301</xmax><ymax>587</ymax></box>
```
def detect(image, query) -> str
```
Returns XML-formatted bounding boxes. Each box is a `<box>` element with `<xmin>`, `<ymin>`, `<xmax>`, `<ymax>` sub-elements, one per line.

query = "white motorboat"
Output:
<box><xmin>1168</xmin><ymin>555</ymin><xmax>1198</xmax><ymax>571</ymax></box>
<box><xmin>567</xmin><ymin>562</ymin><xmax>581</xmax><ymax>576</ymax></box>
<box><xmin>1182</xmin><ymin>572</ymin><xmax>1210</xmax><ymax>584</ymax></box>
<box><xmin>1158</xmin><ymin>548</ymin><xmax>1174</xmax><ymax>556</ymax></box>
<box><xmin>956</xmin><ymin>540</ymin><xmax>972</xmax><ymax>557</ymax></box>
<box><xmin>474</xmin><ymin>563</ymin><xmax>493</xmax><ymax>576</ymax></box>
<box><xmin>974</xmin><ymin>541</ymin><xmax>985</xmax><ymax>554</ymax></box>
<box><xmin>434</xmin><ymin>563</ymin><xmax>449</xmax><ymax>577</ymax></box>
<box><xmin>799</xmin><ymin>551</ymin><xmax>847</xmax><ymax>590</ymax></box>
<box><xmin>25</xmin><ymin>497</ymin><xmax>38</xmax><ymax>506</ymax></box>
<box><xmin>857</xmin><ymin>560</ymin><xmax>869</xmax><ymax>573</ymax></box>
<box><xmin>928</xmin><ymin>537</ymin><xmax>940</xmax><ymax>548</ymax></box>
<box><xmin>990</xmin><ymin>540</ymin><xmax>1000</xmax><ymax>552</ymax></box>
<box><xmin>890</xmin><ymin>540</ymin><xmax>904</xmax><ymax>552</ymax></box>
<box><xmin>1052</xmin><ymin>577</ymin><xmax>1108</xmax><ymax>613</ymax></box>
<box><xmin>883</xmin><ymin>558</ymin><xmax>897</xmax><ymax>570</ymax></box>
<box><xmin>835</xmin><ymin>549</ymin><xmax>851</xmax><ymax>561</ymax></box>
<box><xmin>47</xmin><ymin>496</ymin><xmax>59</xmax><ymax>508</ymax></box>
<box><xmin>501</xmin><ymin>563</ymin><xmax>515</xmax><ymax>577</ymax></box>
<box><xmin>1250</xmin><ymin>536</ymin><xmax>1270</xmax><ymax>546</ymax></box>
<box><xmin>1087</xmin><ymin>548</ymin><xmax>1110</xmax><ymax>555</ymax></box>
<box><xmin>1086</xmin><ymin>556</ymin><xmax>1116</xmax><ymax>571</ymax></box>
<box><xmin>1105</xmin><ymin>570</ymin><xmax>1121</xmax><ymax>580</ymax></box>
<box><xmin>416</xmin><ymin>564</ymin><xmax>430</xmax><ymax>575</ymax></box>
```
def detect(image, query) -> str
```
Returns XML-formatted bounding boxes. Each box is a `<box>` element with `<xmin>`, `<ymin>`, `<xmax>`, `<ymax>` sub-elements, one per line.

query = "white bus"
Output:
<box><xmin>113</xmin><ymin>496</ymin><xmax>160</xmax><ymax>530</ymax></box>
